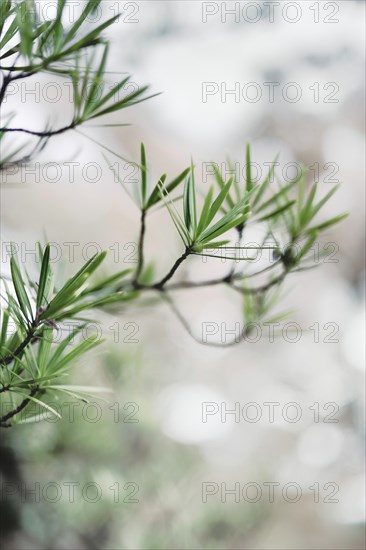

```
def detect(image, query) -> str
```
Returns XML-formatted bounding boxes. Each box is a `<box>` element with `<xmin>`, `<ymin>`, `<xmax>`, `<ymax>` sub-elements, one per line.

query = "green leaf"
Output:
<box><xmin>4</xmin><ymin>290</ymin><xmax>27</xmax><ymax>328</ymax></box>
<box><xmin>199</xmin><ymin>212</ymin><xmax>249</xmax><ymax>244</ymax></box>
<box><xmin>245</xmin><ymin>143</ymin><xmax>253</xmax><ymax>192</ymax></box>
<box><xmin>227</xmin><ymin>157</ymin><xmax>240</xmax><ymax>200</ymax></box>
<box><xmin>0</xmin><ymin>8</ymin><xmax>18</xmax><ymax>51</ymax></box>
<box><xmin>89</xmin><ymin>87</ymin><xmax>158</xmax><ymax>120</ymax></box>
<box><xmin>297</xmin><ymin>231</ymin><xmax>319</xmax><ymax>262</ymax></box>
<box><xmin>11</xmin><ymin>374</ymin><xmax>64</xmax><ymax>389</ymax></box>
<box><xmin>50</xmin><ymin>336</ymin><xmax>102</xmax><ymax>375</ymax></box>
<box><xmin>53</xmin><ymin>292</ymin><xmax>135</xmax><ymax>319</ymax></box>
<box><xmin>264</xmin><ymin>309</ymin><xmax>293</xmax><ymax>325</ymax></box>
<box><xmin>243</xmin><ymin>287</ymin><xmax>256</xmax><ymax>323</ymax></box>
<box><xmin>10</xmin><ymin>254</ymin><xmax>33</xmax><ymax>320</ymax></box>
<box><xmin>140</xmin><ymin>143</ymin><xmax>147</xmax><ymax>207</ymax></box>
<box><xmin>205</xmin><ymin>177</ymin><xmax>234</xmax><ymax>227</ymax></box>
<box><xmin>183</xmin><ymin>166</ymin><xmax>197</xmax><ymax>234</ymax></box>
<box><xmin>255</xmin><ymin>171</ymin><xmax>302</xmax><ymax>213</ymax></box>
<box><xmin>0</xmin><ymin>308</ymin><xmax>9</xmax><ymax>348</ymax></box>
<box><xmin>37</xmin><ymin>327</ymin><xmax>54</xmax><ymax>376</ymax></box>
<box><xmin>83</xmin><ymin>45</ymin><xmax>108</xmax><ymax>117</ymax></box>
<box><xmin>198</xmin><ymin>192</ymin><xmax>251</xmax><ymax>244</ymax></box>
<box><xmin>64</xmin><ymin>0</ymin><xmax>102</xmax><ymax>44</ymax></box>
<box><xmin>90</xmin><ymin>75</ymin><xmax>130</xmax><ymax>114</ymax></box>
<box><xmin>309</xmin><ymin>185</ymin><xmax>339</xmax><ymax>222</ymax></box>
<box><xmin>297</xmin><ymin>175</ymin><xmax>306</xmax><ymax>217</ymax></box>
<box><xmin>36</xmin><ymin>244</ymin><xmax>51</xmax><ymax>311</ymax></box>
<box><xmin>0</xmin><ymin>0</ymin><xmax>13</xmax><ymax>34</ymax></box>
<box><xmin>81</xmin><ymin>269</ymin><xmax>131</xmax><ymax>295</ymax></box>
<box><xmin>45</xmin><ymin>384</ymin><xmax>111</xmax><ymax>404</ymax></box>
<box><xmin>192</xmin><ymin>240</ymin><xmax>230</xmax><ymax>252</ymax></box>
<box><xmin>196</xmin><ymin>186</ymin><xmax>214</xmax><ymax>236</ymax></box>
<box><xmin>62</xmin><ymin>14</ymin><xmax>119</xmax><ymax>57</ymax></box>
<box><xmin>146</xmin><ymin>174</ymin><xmax>167</xmax><ymax>207</ymax></box>
<box><xmin>300</xmin><ymin>183</ymin><xmax>317</xmax><ymax>227</ymax></box>
<box><xmin>212</xmin><ymin>163</ymin><xmax>234</xmax><ymax>209</ymax></box>
<box><xmin>46</xmin><ymin>325</ymin><xmax>84</xmax><ymax>373</ymax></box>
<box><xmin>147</xmin><ymin>167</ymin><xmax>190</xmax><ymax>208</ymax></box>
<box><xmin>43</xmin><ymin>251</ymin><xmax>107</xmax><ymax>318</ymax></box>
<box><xmin>258</xmin><ymin>200</ymin><xmax>296</xmax><ymax>222</ymax></box>
<box><xmin>305</xmin><ymin>213</ymin><xmax>348</xmax><ymax>234</ymax></box>
<box><xmin>14</xmin><ymin>390</ymin><xmax>62</xmax><ymax>419</ymax></box>
<box><xmin>252</xmin><ymin>155</ymin><xmax>279</xmax><ymax>209</ymax></box>
<box><xmin>195</xmin><ymin>251</ymin><xmax>256</xmax><ymax>261</ymax></box>
<box><xmin>159</xmin><ymin>183</ymin><xmax>191</xmax><ymax>245</ymax></box>
<box><xmin>16</xmin><ymin>0</ymin><xmax>38</xmax><ymax>59</ymax></box>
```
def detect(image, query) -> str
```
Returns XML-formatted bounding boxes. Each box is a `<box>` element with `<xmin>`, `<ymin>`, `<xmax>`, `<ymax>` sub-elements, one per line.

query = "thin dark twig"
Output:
<box><xmin>238</xmin><ymin>260</ymin><xmax>281</xmax><ymax>279</ymax></box>
<box><xmin>161</xmin><ymin>261</ymin><xmax>283</xmax><ymax>291</ymax></box>
<box><xmin>0</xmin><ymin>387</ymin><xmax>38</xmax><ymax>427</ymax></box>
<box><xmin>8</xmin><ymin>71</ymin><xmax>36</xmax><ymax>82</ymax></box>
<box><xmin>0</xmin><ymin>73</ymin><xmax>12</xmax><ymax>105</ymax></box>
<box><xmin>129</xmin><ymin>257</ymin><xmax>285</xmax><ymax>294</ymax></box>
<box><xmin>161</xmin><ymin>293</ymin><xmax>242</xmax><ymax>348</ymax></box>
<box><xmin>134</xmin><ymin>209</ymin><xmax>146</xmax><ymax>283</ymax></box>
<box><xmin>0</xmin><ymin>323</ymin><xmax>39</xmax><ymax>367</ymax></box>
<box><xmin>0</xmin><ymin>55</ymin><xmax>21</xmax><ymax>104</ymax></box>
<box><xmin>152</xmin><ymin>247</ymin><xmax>192</xmax><ymax>290</ymax></box>
<box><xmin>0</xmin><ymin>123</ymin><xmax>75</xmax><ymax>138</ymax></box>
<box><xmin>230</xmin><ymin>272</ymin><xmax>287</xmax><ymax>296</ymax></box>
<box><xmin>228</xmin><ymin>224</ymin><xmax>245</xmax><ymax>277</ymax></box>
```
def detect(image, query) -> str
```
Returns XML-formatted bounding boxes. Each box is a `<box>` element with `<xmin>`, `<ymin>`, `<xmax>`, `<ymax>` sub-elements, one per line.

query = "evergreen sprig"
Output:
<box><xmin>0</xmin><ymin>1</ymin><xmax>348</xmax><ymax>427</ymax></box>
<box><xmin>0</xmin><ymin>0</ymin><xmax>153</xmax><ymax>164</ymax></box>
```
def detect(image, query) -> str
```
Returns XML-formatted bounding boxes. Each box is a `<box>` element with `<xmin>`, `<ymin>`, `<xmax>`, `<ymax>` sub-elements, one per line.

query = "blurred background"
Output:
<box><xmin>1</xmin><ymin>1</ymin><xmax>365</xmax><ymax>549</ymax></box>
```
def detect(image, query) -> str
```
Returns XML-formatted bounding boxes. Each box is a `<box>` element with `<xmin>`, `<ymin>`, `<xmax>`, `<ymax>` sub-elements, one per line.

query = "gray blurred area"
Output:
<box><xmin>1</xmin><ymin>1</ymin><xmax>365</xmax><ymax>549</ymax></box>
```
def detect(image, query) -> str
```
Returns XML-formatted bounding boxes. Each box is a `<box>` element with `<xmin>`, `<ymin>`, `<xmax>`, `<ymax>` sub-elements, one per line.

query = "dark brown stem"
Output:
<box><xmin>0</xmin><ymin>123</ymin><xmax>75</xmax><ymax>138</ymax></box>
<box><xmin>230</xmin><ymin>272</ymin><xmax>286</xmax><ymax>295</ymax></box>
<box><xmin>0</xmin><ymin>387</ymin><xmax>38</xmax><ymax>428</ymax></box>
<box><xmin>131</xmin><ymin>260</ymin><xmax>284</xmax><ymax>294</ymax></box>
<box><xmin>134</xmin><ymin>209</ymin><xmax>146</xmax><ymax>284</ymax></box>
<box><xmin>0</xmin><ymin>323</ymin><xmax>38</xmax><ymax>367</ymax></box>
<box><xmin>152</xmin><ymin>247</ymin><xmax>192</xmax><ymax>290</ymax></box>
<box><xmin>0</xmin><ymin>73</ymin><xmax>12</xmax><ymax>105</ymax></box>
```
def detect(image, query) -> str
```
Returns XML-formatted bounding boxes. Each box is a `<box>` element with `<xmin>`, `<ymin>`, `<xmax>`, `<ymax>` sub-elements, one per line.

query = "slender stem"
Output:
<box><xmin>0</xmin><ymin>73</ymin><xmax>12</xmax><ymax>105</ymax></box>
<box><xmin>0</xmin><ymin>56</ymin><xmax>74</xmax><ymax>78</ymax></box>
<box><xmin>0</xmin><ymin>387</ymin><xmax>38</xmax><ymax>428</ymax></box>
<box><xmin>230</xmin><ymin>272</ymin><xmax>286</xmax><ymax>295</ymax></box>
<box><xmin>152</xmin><ymin>247</ymin><xmax>192</xmax><ymax>289</ymax></box>
<box><xmin>8</xmin><ymin>71</ymin><xmax>35</xmax><ymax>82</ymax></box>
<box><xmin>0</xmin><ymin>123</ymin><xmax>75</xmax><ymax>138</ymax></box>
<box><xmin>0</xmin><ymin>322</ymin><xmax>39</xmax><ymax>367</ymax></box>
<box><xmin>134</xmin><ymin>209</ymin><xmax>146</xmax><ymax>284</ymax></box>
<box><xmin>162</xmin><ymin>293</ymin><xmax>241</xmax><ymax>348</ymax></box>
<box><xmin>0</xmin><ymin>55</ymin><xmax>35</xmax><ymax>105</ymax></box>
<box><xmin>131</xmin><ymin>260</ymin><xmax>284</xmax><ymax>293</ymax></box>
<box><xmin>228</xmin><ymin>222</ymin><xmax>246</xmax><ymax>277</ymax></box>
